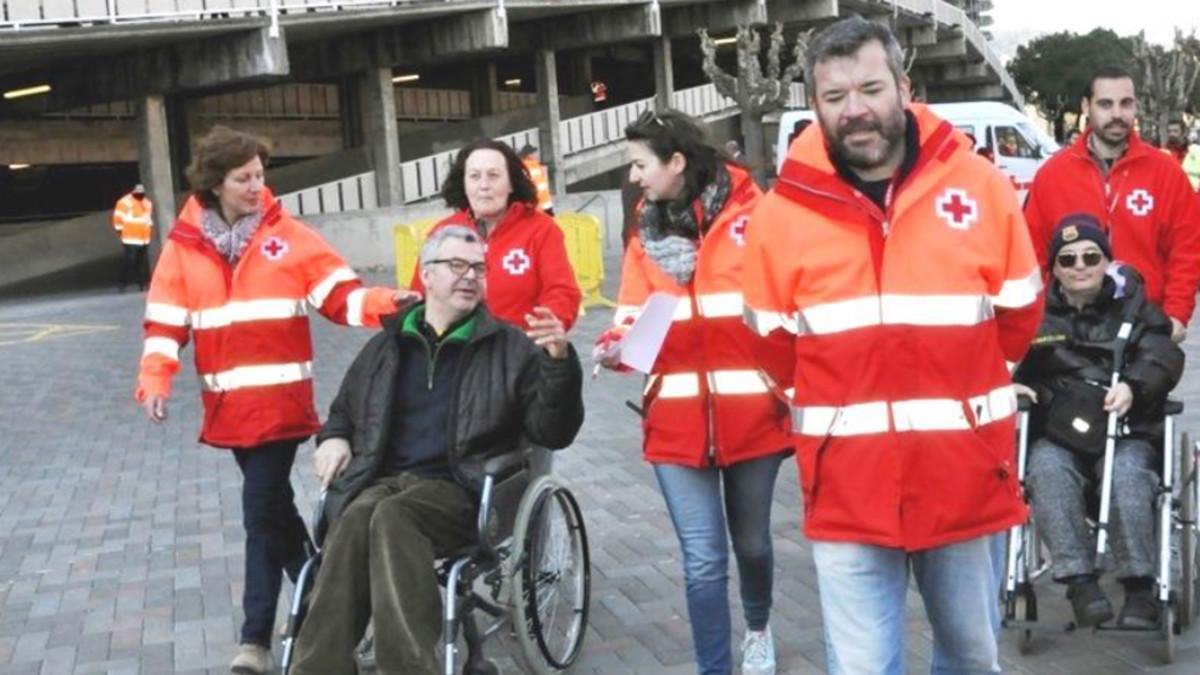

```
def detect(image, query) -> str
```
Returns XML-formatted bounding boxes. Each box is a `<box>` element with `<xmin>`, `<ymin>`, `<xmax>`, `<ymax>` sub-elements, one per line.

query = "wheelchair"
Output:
<box><xmin>278</xmin><ymin>447</ymin><xmax>592</xmax><ymax>674</ymax></box>
<box><xmin>1001</xmin><ymin>397</ymin><xmax>1200</xmax><ymax>662</ymax></box>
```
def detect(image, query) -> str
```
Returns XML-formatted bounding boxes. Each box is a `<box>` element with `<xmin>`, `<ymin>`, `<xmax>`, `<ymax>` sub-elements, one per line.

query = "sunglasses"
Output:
<box><xmin>1055</xmin><ymin>251</ymin><xmax>1105</xmax><ymax>268</ymax></box>
<box><xmin>635</xmin><ymin>108</ymin><xmax>672</xmax><ymax>129</ymax></box>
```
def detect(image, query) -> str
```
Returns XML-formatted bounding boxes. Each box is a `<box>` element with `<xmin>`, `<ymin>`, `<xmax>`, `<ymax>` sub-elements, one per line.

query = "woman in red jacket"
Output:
<box><xmin>598</xmin><ymin>109</ymin><xmax>793</xmax><ymax>675</ymax></box>
<box><xmin>135</xmin><ymin>126</ymin><xmax>413</xmax><ymax>674</ymax></box>
<box><xmin>409</xmin><ymin>138</ymin><xmax>581</xmax><ymax>330</ymax></box>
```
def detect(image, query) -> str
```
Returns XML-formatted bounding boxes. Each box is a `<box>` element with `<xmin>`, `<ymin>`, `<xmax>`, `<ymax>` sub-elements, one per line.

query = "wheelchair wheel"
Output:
<box><xmin>280</xmin><ymin>553</ymin><xmax>321</xmax><ymax>674</ymax></box>
<box><xmin>1180</xmin><ymin>433</ymin><xmax>1197</xmax><ymax>627</ymax></box>
<box><xmin>510</xmin><ymin>476</ymin><xmax>591</xmax><ymax>674</ymax></box>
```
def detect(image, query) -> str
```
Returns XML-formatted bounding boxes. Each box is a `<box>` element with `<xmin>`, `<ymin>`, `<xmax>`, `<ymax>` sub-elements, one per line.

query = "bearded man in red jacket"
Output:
<box><xmin>1024</xmin><ymin>65</ymin><xmax>1200</xmax><ymax>343</ymax></box>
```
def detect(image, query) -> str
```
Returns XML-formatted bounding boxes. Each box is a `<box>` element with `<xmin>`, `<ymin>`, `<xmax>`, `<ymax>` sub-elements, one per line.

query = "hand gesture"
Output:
<box><xmin>142</xmin><ymin>395</ymin><xmax>168</xmax><ymax>423</ymax></box>
<box><xmin>1104</xmin><ymin>382</ymin><xmax>1134</xmax><ymax>417</ymax></box>
<box><xmin>525</xmin><ymin>307</ymin><xmax>569</xmax><ymax>360</ymax></box>
<box><xmin>313</xmin><ymin>438</ymin><xmax>353</xmax><ymax>488</ymax></box>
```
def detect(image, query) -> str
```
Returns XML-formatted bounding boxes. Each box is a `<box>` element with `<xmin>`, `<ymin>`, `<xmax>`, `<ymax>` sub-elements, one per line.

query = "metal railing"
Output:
<box><xmin>1</xmin><ymin>0</ymin><xmax>441</xmax><ymax>30</ymax></box>
<box><xmin>277</xmin><ymin>82</ymin><xmax>803</xmax><ymax>216</ymax></box>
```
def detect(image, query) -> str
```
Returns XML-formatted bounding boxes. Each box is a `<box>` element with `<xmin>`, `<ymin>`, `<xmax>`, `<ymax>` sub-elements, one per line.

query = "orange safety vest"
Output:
<box><xmin>136</xmin><ymin>188</ymin><xmax>398</xmax><ymax>450</ymax></box>
<box><xmin>743</xmin><ymin>105</ymin><xmax>1044</xmax><ymax>551</ymax></box>
<box><xmin>617</xmin><ymin>164</ymin><xmax>794</xmax><ymax>468</ymax></box>
<box><xmin>113</xmin><ymin>192</ymin><xmax>153</xmax><ymax>246</ymax></box>
<box><xmin>523</xmin><ymin>158</ymin><xmax>554</xmax><ymax>212</ymax></box>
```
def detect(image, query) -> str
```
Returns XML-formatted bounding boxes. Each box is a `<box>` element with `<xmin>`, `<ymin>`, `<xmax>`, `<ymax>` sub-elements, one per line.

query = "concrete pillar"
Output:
<box><xmin>569</xmin><ymin>52</ymin><xmax>594</xmax><ymax>97</ymax></box>
<box><xmin>535</xmin><ymin>48</ymin><xmax>566</xmax><ymax>195</ymax></box>
<box><xmin>652</xmin><ymin>36</ymin><xmax>674</xmax><ymax>112</ymax></box>
<box><xmin>471</xmin><ymin>62</ymin><xmax>499</xmax><ymax>116</ymax></box>
<box><xmin>136</xmin><ymin>94</ymin><xmax>176</xmax><ymax>255</ymax></box>
<box><xmin>360</xmin><ymin>67</ymin><xmax>403</xmax><ymax>206</ymax></box>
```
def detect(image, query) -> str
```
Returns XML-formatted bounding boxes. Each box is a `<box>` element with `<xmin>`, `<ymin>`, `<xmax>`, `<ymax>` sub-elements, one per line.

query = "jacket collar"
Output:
<box><xmin>1070</xmin><ymin>128</ymin><xmax>1155</xmax><ymax>168</ymax></box>
<box><xmin>169</xmin><ymin>186</ymin><xmax>284</xmax><ymax>245</ymax></box>
<box><xmin>382</xmin><ymin>302</ymin><xmax>504</xmax><ymax>343</ymax></box>
<box><xmin>776</xmin><ymin>103</ymin><xmax>961</xmax><ymax>209</ymax></box>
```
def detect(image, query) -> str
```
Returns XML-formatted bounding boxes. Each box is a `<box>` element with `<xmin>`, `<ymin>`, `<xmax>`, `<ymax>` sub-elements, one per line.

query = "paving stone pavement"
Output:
<box><xmin>2</xmin><ymin>258</ymin><xmax>1199</xmax><ymax>675</ymax></box>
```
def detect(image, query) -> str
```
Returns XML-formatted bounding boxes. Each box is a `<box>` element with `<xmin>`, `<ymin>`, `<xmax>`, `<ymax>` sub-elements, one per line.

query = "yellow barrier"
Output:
<box><xmin>555</xmin><ymin>211</ymin><xmax>617</xmax><ymax>315</ymax></box>
<box><xmin>393</xmin><ymin>217</ymin><xmax>441</xmax><ymax>288</ymax></box>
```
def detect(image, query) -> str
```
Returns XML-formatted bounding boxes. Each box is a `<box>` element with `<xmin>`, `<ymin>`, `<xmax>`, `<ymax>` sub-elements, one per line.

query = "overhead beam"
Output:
<box><xmin>509</xmin><ymin>3</ymin><xmax>660</xmax><ymax>51</ymax></box>
<box><xmin>662</xmin><ymin>0</ymin><xmax>767</xmax><ymax>38</ymax></box>
<box><xmin>911</xmin><ymin>36</ymin><xmax>968</xmax><ymax>63</ymax></box>
<box><xmin>0</xmin><ymin>27</ymin><xmax>287</xmax><ymax>115</ymax></box>
<box><xmin>289</xmin><ymin>8</ymin><xmax>507</xmax><ymax>79</ymax></box>
<box><xmin>914</xmin><ymin>60</ymin><xmax>991</xmax><ymax>85</ymax></box>
<box><xmin>765</xmin><ymin>0</ymin><xmax>839</xmax><ymax>23</ymax></box>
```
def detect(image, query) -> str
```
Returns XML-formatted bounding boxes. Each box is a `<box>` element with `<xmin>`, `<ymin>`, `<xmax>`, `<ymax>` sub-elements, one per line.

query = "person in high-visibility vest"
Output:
<box><xmin>112</xmin><ymin>183</ymin><xmax>153</xmax><ymax>291</ymax></box>
<box><xmin>597</xmin><ymin>107</ymin><xmax>793</xmax><ymax>675</ymax></box>
<box><xmin>519</xmin><ymin>144</ymin><xmax>555</xmax><ymax>215</ymax></box>
<box><xmin>134</xmin><ymin>125</ymin><xmax>417</xmax><ymax>675</ymax></box>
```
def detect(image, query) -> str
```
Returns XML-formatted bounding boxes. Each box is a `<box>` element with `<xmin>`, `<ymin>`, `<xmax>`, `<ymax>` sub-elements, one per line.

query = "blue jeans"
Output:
<box><xmin>232</xmin><ymin>438</ymin><xmax>313</xmax><ymax>646</ymax></box>
<box><xmin>653</xmin><ymin>452</ymin><xmax>786</xmax><ymax>675</ymax></box>
<box><xmin>813</xmin><ymin>535</ymin><xmax>1001</xmax><ymax>675</ymax></box>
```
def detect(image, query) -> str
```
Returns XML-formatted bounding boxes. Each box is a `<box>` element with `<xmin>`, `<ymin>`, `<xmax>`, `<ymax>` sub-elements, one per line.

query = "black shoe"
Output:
<box><xmin>1066</xmin><ymin>577</ymin><xmax>1114</xmax><ymax>627</ymax></box>
<box><xmin>1117</xmin><ymin>589</ymin><xmax>1160</xmax><ymax>629</ymax></box>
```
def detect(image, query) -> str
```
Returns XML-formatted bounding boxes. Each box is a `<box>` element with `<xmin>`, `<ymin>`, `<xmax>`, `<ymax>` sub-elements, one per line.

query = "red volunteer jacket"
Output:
<box><xmin>1024</xmin><ymin>130</ymin><xmax>1200</xmax><ymax>323</ymax></box>
<box><xmin>743</xmin><ymin>105</ymin><xmax>1043</xmax><ymax>551</ymax></box>
<box><xmin>409</xmin><ymin>202</ymin><xmax>581</xmax><ymax>330</ymax></box>
<box><xmin>136</xmin><ymin>189</ymin><xmax>397</xmax><ymax>449</ymax></box>
<box><xmin>617</xmin><ymin>165</ymin><xmax>794</xmax><ymax>468</ymax></box>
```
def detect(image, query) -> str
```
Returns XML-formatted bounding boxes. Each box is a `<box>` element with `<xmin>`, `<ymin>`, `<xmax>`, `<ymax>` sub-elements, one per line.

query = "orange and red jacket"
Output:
<box><xmin>743</xmin><ymin>105</ymin><xmax>1043</xmax><ymax>551</ymax></box>
<box><xmin>1024</xmin><ymin>129</ymin><xmax>1200</xmax><ymax>324</ymax></box>
<box><xmin>409</xmin><ymin>202</ymin><xmax>581</xmax><ymax>330</ymax></box>
<box><xmin>522</xmin><ymin>157</ymin><xmax>554</xmax><ymax>212</ymax></box>
<box><xmin>112</xmin><ymin>192</ymin><xmax>153</xmax><ymax>246</ymax></box>
<box><xmin>617</xmin><ymin>164</ymin><xmax>794</xmax><ymax>468</ymax></box>
<box><xmin>136</xmin><ymin>189</ymin><xmax>398</xmax><ymax>449</ymax></box>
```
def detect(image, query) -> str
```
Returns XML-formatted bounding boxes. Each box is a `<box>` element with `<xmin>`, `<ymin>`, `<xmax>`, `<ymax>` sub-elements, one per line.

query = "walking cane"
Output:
<box><xmin>1095</xmin><ymin>292</ymin><xmax>1141</xmax><ymax>564</ymax></box>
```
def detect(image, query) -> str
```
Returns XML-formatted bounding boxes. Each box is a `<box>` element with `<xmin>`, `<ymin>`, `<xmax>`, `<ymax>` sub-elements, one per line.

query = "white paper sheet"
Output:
<box><xmin>618</xmin><ymin>293</ymin><xmax>680</xmax><ymax>373</ymax></box>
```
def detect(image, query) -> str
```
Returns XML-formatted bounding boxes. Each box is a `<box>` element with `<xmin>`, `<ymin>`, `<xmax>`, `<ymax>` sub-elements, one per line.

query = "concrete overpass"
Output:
<box><xmin>1</xmin><ymin>0</ymin><xmax>1021</xmax><ymax>294</ymax></box>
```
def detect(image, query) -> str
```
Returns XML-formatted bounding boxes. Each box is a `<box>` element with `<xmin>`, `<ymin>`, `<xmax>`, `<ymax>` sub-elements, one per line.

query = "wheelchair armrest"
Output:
<box><xmin>1017</xmin><ymin>394</ymin><xmax>1033</xmax><ymax>412</ymax></box>
<box><xmin>1164</xmin><ymin>399</ymin><xmax>1184</xmax><ymax>416</ymax></box>
<box><xmin>483</xmin><ymin>448</ymin><xmax>532</xmax><ymax>478</ymax></box>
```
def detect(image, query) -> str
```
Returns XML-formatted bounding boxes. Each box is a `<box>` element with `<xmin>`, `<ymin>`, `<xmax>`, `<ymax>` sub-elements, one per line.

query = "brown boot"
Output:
<box><xmin>230</xmin><ymin>643</ymin><xmax>271</xmax><ymax>674</ymax></box>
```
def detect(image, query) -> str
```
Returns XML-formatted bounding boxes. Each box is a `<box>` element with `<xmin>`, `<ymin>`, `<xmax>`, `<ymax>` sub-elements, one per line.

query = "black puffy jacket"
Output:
<box><xmin>318</xmin><ymin>303</ymin><xmax>585</xmax><ymax>521</ymax></box>
<box><xmin>1015</xmin><ymin>266</ymin><xmax>1184</xmax><ymax>440</ymax></box>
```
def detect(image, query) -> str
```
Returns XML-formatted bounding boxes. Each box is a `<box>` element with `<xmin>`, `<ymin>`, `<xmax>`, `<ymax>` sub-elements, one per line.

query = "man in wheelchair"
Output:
<box><xmin>1014</xmin><ymin>214</ymin><xmax>1184</xmax><ymax>630</ymax></box>
<box><xmin>288</xmin><ymin>225</ymin><xmax>585</xmax><ymax>675</ymax></box>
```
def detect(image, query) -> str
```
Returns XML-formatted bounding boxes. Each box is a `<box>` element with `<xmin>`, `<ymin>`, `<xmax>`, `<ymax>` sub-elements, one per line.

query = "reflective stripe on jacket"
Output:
<box><xmin>113</xmin><ymin>193</ymin><xmax>153</xmax><ymax>246</ymax></box>
<box><xmin>743</xmin><ymin>104</ymin><xmax>1043</xmax><ymax>551</ymax></box>
<box><xmin>523</xmin><ymin>158</ymin><xmax>554</xmax><ymax>212</ymax></box>
<box><xmin>136</xmin><ymin>188</ymin><xmax>398</xmax><ymax>449</ymax></box>
<box><xmin>618</xmin><ymin>164</ymin><xmax>794</xmax><ymax>468</ymax></box>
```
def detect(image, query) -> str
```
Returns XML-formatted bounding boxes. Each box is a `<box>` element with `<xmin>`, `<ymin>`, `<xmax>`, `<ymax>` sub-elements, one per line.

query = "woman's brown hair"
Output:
<box><xmin>185</xmin><ymin>125</ymin><xmax>271</xmax><ymax>207</ymax></box>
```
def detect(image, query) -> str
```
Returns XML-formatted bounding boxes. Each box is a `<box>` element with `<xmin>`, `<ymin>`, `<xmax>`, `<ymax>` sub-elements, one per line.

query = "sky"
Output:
<box><xmin>989</xmin><ymin>0</ymin><xmax>1200</xmax><ymax>47</ymax></box>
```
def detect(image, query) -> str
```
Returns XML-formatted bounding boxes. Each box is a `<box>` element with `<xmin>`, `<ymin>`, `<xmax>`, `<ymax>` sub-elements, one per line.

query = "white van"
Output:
<box><xmin>775</xmin><ymin>101</ymin><xmax>1058</xmax><ymax>203</ymax></box>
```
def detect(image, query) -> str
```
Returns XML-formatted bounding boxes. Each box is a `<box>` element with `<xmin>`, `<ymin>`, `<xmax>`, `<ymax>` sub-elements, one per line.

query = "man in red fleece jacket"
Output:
<box><xmin>1024</xmin><ymin>65</ymin><xmax>1200</xmax><ymax>343</ymax></box>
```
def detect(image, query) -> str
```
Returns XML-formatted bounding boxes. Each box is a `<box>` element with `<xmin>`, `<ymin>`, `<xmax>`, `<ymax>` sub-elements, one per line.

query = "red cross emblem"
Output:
<box><xmin>729</xmin><ymin>215</ymin><xmax>749</xmax><ymax>247</ymax></box>
<box><xmin>261</xmin><ymin>236</ymin><xmax>288</xmax><ymax>261</ymax></box>
<box><xmin>1125</xmin><ymin>189</ymin><xmax>1154</xmax><ymax>217</ymax></box>
<box><xmin>501</xmin><ymin>248</ymin><xmax>531</xmax><ymax>275</ymax></box>
<box><xmin>935</xmin><ymin>188</ymin><xmax>979</xmax><ymax>230</ymax></box>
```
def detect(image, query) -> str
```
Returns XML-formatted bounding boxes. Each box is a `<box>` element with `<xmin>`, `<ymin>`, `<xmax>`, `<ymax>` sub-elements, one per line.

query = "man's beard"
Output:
<box><xmin>1092</xmin><ymin>119</ymin><xmax>1130</xmax><ymax>148</ymax></box>
<box><xmin>824</xmin><ymin>104</ymin><xmax>907</xmax><ymax>171</ymax></box>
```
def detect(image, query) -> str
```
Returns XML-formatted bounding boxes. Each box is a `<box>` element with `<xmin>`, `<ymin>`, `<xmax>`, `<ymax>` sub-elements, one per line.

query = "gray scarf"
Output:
<box><xmin>201</xmin><ymin>207</ymin><xmax>262</xmax><ymax>266</ymax></box>
<box><xmin>638</xmin><ymin>164</ymin><xmax>733</xmax><ymax>285</ymax></box>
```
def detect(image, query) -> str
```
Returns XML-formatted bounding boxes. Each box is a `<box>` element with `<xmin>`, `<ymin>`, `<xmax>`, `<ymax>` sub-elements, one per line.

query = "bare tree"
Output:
<box><xmin>1130</xmin><ymin>29</ymin><xmax>1200</xmax><ymax>143</ymax></box>
<box><xmin>698</xmin><ymin>23</ymin><xmax>809</xmax><ymax>185</ymax></box>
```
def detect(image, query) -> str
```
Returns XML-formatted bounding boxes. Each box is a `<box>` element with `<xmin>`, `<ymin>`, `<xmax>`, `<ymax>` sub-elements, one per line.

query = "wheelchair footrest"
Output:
<box><xmin>1002</xmin><ymin>619</ymin><xmax>1076</xmax><ymax>634</ymax></box>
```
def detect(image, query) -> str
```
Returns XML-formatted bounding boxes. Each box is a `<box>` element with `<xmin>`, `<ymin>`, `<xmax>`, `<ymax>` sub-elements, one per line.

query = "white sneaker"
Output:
<box><xmin>741</xmin><ymin>626</ymin><xmax>776</xmax><ymax>675</ymax></box>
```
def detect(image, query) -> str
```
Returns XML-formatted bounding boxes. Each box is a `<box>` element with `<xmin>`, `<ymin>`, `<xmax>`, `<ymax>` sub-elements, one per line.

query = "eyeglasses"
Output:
<box><xmin>427</xmin><ymin>258</ymin><xmax>487</xmax><ymax>277</ymax></box>
<box><xmin>1055</xmin><ymin>251</ymin><xmax>1105</xmax><ymax>268</ymax></box>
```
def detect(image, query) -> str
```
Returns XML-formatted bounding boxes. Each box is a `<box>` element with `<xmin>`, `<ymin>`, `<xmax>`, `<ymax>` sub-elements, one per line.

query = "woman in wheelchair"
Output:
<box><xmin>1013</xmin><ymin>215</ymin><xmax>1184</xmax><ymax>630</ymax></box>
<box><xmin>286</xmin><ymin>226</ymin><xmax>585</xmax><ymax>675</ymax></box>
